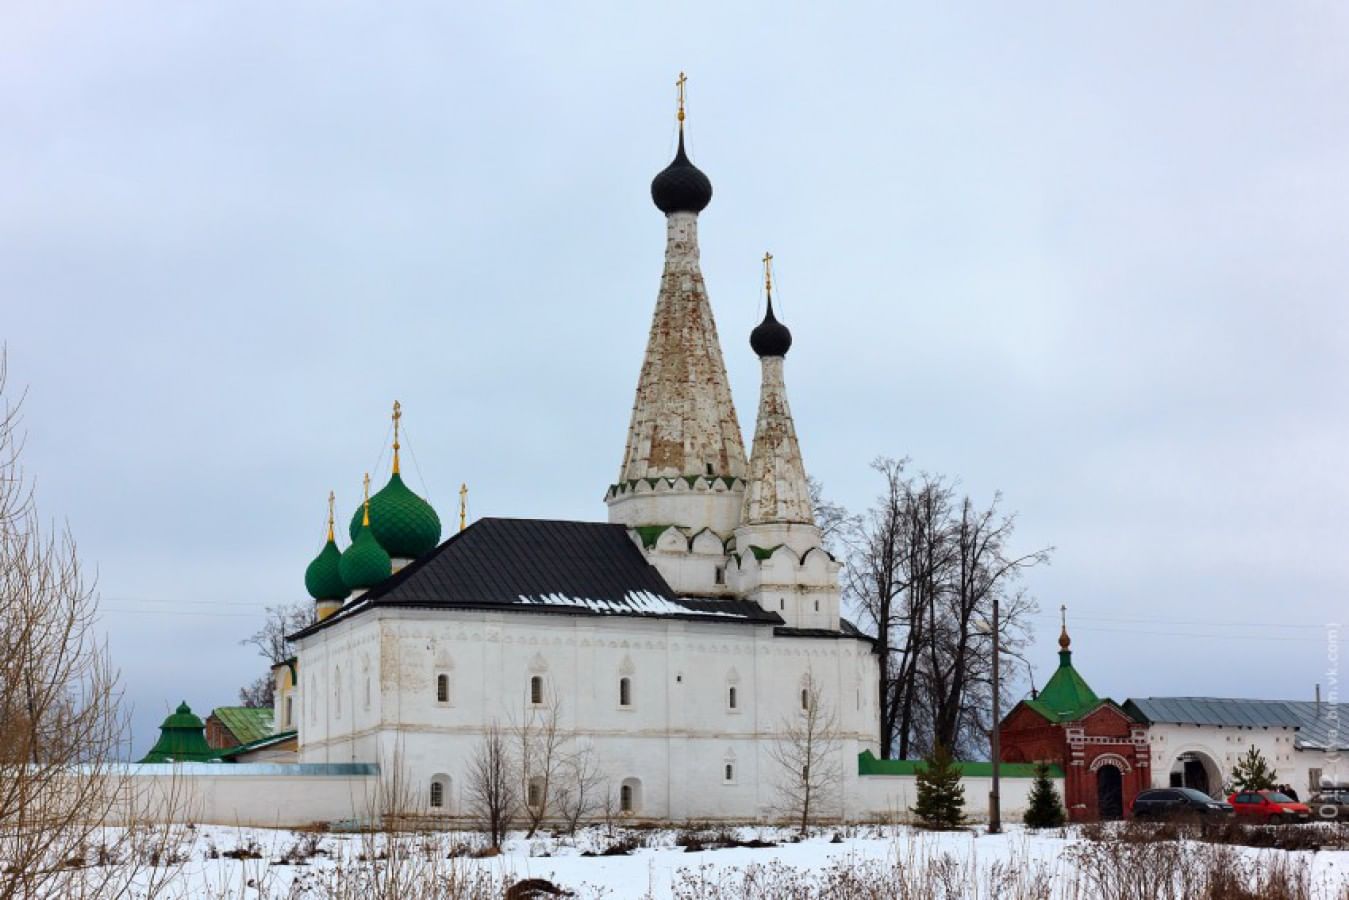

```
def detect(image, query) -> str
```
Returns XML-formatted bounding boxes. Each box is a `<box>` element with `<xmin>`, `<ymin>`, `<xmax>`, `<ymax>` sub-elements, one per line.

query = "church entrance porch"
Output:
<box><xmin>1096</xmin><ymin>764</ymin><xmax>1124</xmax><ymax>820</ymax></box>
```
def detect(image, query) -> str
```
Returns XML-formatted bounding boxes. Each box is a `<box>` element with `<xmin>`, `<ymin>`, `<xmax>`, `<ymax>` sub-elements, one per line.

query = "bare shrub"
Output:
<box><xmin>467</xmin><ymin>722</ymin><xmax>518</xmax><ymax>849</ymax></box>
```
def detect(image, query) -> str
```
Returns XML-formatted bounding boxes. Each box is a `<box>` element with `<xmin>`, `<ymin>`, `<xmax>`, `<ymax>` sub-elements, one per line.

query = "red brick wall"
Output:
<box><xmin>204</xmin><ymin>714</ymin><xmax>240</xmax><ymax>750</ymax></box>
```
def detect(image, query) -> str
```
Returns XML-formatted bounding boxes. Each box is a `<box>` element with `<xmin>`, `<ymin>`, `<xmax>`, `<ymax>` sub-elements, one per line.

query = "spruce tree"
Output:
<box><xmin>1229</xmin><ymin>744</ymin><xmax>1277</xmax><ymax>792</ymax></box>
<box><xmin>1023</xmin><ymin>761</ymin><xmax>1066</xmax><ymax>828</ymax></box>
<box><xmin>912</xmin><ymin>742</ymin><xmax>966</xmax><ymax>829</ymax></box>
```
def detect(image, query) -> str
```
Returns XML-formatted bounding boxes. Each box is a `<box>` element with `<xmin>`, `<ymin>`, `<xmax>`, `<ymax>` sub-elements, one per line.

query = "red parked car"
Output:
<box><xmin>1226</xmin><ymin>790</ymin><xmax>1311</xmax><ymax>824</ymax></box>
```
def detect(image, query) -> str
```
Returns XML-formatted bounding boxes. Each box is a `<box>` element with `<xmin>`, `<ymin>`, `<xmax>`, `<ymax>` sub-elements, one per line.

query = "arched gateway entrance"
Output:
<box><xmin>1169</xmin><ymin>750</ymin><xmax>1222</xmax><ymax>798</ymax></box>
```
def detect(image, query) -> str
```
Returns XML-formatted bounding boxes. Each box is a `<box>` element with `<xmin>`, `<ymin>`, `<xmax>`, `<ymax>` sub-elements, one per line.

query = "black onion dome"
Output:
<box><xmin>750</xmin><ymin>298</ymin><xmax>793</xmax><ymax>358</ymax></box>
<box><xmin>651</xmin><ymin>131</ymin><xmax>713</xmax><ymax>214</ymax></box>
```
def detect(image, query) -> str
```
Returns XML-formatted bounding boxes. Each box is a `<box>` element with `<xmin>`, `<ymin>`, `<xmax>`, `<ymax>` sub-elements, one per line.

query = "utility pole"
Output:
<box><xmin>989</xmin><ymin>591</ymin><xmax>1002</xmax><ymax>834</ymax></box>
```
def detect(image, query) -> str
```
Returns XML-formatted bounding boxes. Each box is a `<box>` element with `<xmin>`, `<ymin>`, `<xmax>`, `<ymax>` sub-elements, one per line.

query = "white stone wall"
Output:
<box><xmin>1145</xmin><ymin>722</ymin><xmax>1332</xmax><ymax>795</ymax></box>
<box><xmin>108</xmin><ymin>764</ymin><xmax>380</xmax><ymax>827</ymax></box>
<box><xmin>295</xmin><ymin>607</ymin><xmax>880</xmax><ymax>822</ymax></box>
<box><xmin>857</xmin><ymin>773</ymin><xmax>1062</xmax><ymax>824</ymax></box>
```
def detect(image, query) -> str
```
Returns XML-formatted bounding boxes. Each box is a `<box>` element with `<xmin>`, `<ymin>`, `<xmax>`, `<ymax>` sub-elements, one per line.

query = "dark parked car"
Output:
<box><xmin>1132</xmin><ymin>788</ymin><xmax>1234</xmax><ymax>820</ymax></box>
<box><xmin>1308</xmin><ymin>788</ymin><xmax>1349</xmax><ymax>822</ymax></box>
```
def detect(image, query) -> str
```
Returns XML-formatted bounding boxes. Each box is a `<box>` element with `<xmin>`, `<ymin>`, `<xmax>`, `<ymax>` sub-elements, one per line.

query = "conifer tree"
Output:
<box><xmin>912</xmin><ymin>742</ymin><xmax>965</xmax><ymax>829</ymax></box>
<box><xmin>1229</xmin><ymin>744</ymin><xmax>1277</xmax><ymax>792</ymax></box>
<box><xmin>1022</xmin><ymin>761</ymin><xmax>1066</xmax><ymax>828</ymax></box>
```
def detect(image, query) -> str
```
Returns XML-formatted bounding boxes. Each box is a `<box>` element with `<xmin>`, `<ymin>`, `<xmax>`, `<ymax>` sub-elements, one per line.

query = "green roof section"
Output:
<box><xmin>634</xmin><ymin>524</ymin><xmax>676</xmax><ymax>549</ymax></box>
<box><xmin>139</xmin><ymin>702</ymin><xmax>222</xmax><ymax>763</ymax></box>
<box><xmin>1026</xmin><ymin>648</ymin><xmax>1102</xmax><ymax>722</ymax></box>
<box><xmin>211</xmin><ymin>706</ymin><xmax>274</xmax><ymax>745</ymax></box>
<box><xmin>304</xmin><ymin>537</ymin><xmax>348</xmax><ymax>601</ymax></box>
<box><xmin>349</xmin><ymin>472</ymin><xmax>441</xmax><ymax>559</ymax></box>
<box><xmin>857</xmin><ymin>750</ymin><xmax>1063</xmax><ymax>779</ymax></box>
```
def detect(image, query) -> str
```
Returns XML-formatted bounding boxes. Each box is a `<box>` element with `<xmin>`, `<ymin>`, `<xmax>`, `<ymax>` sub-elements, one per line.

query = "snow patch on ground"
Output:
<box><xmin>80</xmin><ymin>822</ymin><xmax>1349</xmax><ymax>899</ymax></box>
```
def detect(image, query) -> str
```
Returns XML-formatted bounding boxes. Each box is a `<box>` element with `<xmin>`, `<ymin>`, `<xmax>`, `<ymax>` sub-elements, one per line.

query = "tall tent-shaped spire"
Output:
<box><xmin>608</xmin><ymin>73</ymin><xmax>748</xmax><ymax>537</ymax></box>
<box><xmin>743</xmin><ymin>252</ymin><xmax>813</xmax><ymax>525</ymax></box>
<box><xmin>730</xmin><ymin>254</ymin><xmax>842</xmax><ymax>630</ymax></box>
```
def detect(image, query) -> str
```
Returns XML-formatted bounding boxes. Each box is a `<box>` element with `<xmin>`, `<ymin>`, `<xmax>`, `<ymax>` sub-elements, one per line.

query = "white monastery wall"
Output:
<box><xmin>108</xmin><ymin>764</ymin><xmax>379</xmax><ymax>828</ymax></box>
<box><xmin>295</xmin><ymin>607</ymin><xmax>880</xmax><ymax>822</ymax></box>
<box><xmin>856</xmin><ymin>773</ymin><xmax>1061</xmax><ymax>824</ymax></box>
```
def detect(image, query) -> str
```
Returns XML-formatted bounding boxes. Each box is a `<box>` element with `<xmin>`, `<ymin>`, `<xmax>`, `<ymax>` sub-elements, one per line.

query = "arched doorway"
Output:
<box><xmin>1168</xmin><ymin>750</ymin><xmax>1222</xmax><ymax>798</ymax></box>
<box><xmin>1096</xmin><ymin>765</ymin><xmax>1123</xmax><ymax>820</ymax></box>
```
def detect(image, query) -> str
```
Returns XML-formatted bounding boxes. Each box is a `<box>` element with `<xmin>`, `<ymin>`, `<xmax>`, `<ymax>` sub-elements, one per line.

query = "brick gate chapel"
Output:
<box><xmin>998</xmin><ymin>613</ymin><xmax>1150</xmax><ymax>821</ymax></box>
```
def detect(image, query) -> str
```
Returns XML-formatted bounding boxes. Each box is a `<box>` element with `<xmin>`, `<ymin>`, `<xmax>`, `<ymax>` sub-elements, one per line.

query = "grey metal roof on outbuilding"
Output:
<box><xmin>1125</xmin><ymin>697</ymin><xmax>1349</xmax><ymax>751</ymax></box>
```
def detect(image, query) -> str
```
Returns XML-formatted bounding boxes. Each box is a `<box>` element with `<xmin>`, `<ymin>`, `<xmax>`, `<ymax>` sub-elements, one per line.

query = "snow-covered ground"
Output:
<box><xmin>33</xmin><ymin>821</ymin><xmax>1349</xmax><ymax>898</ymax></box>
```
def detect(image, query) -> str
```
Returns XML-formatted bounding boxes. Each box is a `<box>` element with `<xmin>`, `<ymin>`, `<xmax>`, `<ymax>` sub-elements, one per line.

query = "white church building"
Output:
<box><xmin>277</xmin><ymin>98</ymin><xmax>882</xmax><ymax>823</ymax></box>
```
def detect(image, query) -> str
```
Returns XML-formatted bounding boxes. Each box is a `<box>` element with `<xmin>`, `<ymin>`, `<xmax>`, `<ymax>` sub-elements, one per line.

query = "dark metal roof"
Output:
<box><xmin>293</xmin><ymin>518</ymin><xmax>784</xmax><ymax>639</ymax></box>
<box><xmin>776</xmin><ymin>618</ymin><xmax>876</xmax><ymax>644</ymax></box>
<box><xmin>1125</xmin><ymin>697</ymin><xmax>1349</xmax><ymax>751</ymax></box>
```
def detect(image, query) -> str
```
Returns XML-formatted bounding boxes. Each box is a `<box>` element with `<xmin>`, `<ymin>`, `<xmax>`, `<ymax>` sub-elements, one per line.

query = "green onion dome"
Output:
<box><xmin>340</xmin><ymin>510</ymin><xmax>393</xmax><ymax>590</ymax></box>
<box><xmin>347</xmin><ymin>472</ymin><xmax>442</xmax><ymax>559</ymax></box>
<box><xmin>305</xmin><ymin>538</ymin><xmax>347</xmax><ymax>601</ymax></box>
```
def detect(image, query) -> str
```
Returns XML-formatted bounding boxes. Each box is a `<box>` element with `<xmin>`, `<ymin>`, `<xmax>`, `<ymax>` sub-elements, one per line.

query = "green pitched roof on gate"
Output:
<box><xmin>1023</xmin><ymin>649</ymin><xmax>1102</xmax><ymax>723</ymax></box>
<box><xmin>857</xmin><ymin>750</ymin><xmax>1062</xmax><ymax>778</ymax></box>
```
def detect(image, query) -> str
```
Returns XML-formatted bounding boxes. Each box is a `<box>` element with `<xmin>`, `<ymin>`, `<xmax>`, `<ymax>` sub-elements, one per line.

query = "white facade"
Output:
<box><xmin>1144</xmin><ymin>722</ymin><xmax>1337</xmax><ymax>797</ymax></box>
<box><xmin>295</xmin><ymin>606</ymin><xmax>878</xmax><ymax>821</ymax></box>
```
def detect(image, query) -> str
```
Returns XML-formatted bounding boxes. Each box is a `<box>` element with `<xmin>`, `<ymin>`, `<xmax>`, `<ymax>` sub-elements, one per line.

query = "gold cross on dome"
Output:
<box><xmin>458</xmin><ymin>482</ymin><xmax>468</xmax><ymax>533</ymax></box>
<box><xmin>676</xmin><ymin>72</ymin><xmax>687</xmax><ymax>124</ymax></box>
<box><xmin>763</xmin><ymin>251</ymin><xmax>774</xmax><ymax>298</ymax></box>
<box><xmin>326</xmin><ymin>490</ymin><xmax>335</xmax><ymax>541</ymax></box>
<box><xmin>391</xmin><ymin>400</ymin><xmax>402</xmax><ymax>473</ymax></box>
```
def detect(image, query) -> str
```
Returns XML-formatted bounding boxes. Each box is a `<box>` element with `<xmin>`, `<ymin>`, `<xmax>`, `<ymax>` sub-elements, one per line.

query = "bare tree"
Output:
<box><xmin>237</xmin><ymin>601</ymin><xmax>315</xmax><ymax>707</ymax></box>
<box><xmin>467</xmin><ymin>722</ymin><xmax>517</xmax><ymax>849</ymax></box>
<box><xmin>554</xmin><ymin>740</ymin><xmax>604</xmax><ymax>835</ymax></box>
<box><xmin>0</xmin><ymin>354</ymin><xmax>159</xmax><ymax>900</ymax></box>
<box><xmin>768</xmin><ymin>672</ymin><xmax>841</xmax><ymax>835</ymax></box>
<box><xmin>844</xmin><ymin>458</ymin><xmax>1049</xmax><ymax>759</ymax></box>
<box><xmin>514</xmin><ymin>692</ymin><xmax>567</xmax><ymax>838</ymax></box>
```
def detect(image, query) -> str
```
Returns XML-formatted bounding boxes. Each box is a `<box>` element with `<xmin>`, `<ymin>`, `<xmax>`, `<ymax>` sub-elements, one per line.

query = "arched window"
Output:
<box><xmin>430</xmin><ymin>774</ymin><xmax>450</xmax><ymax>811</ymax></box>
<box><xmin>724</xmin><ymin>763</ymin><xmax>735</xmax><ymax>782</ymax></box>
<box><xmin>801</xmin><ymin>688</ymin><xmax>810</xmax><ymax>711</ymax></box>
<box><xmin>527</xmin><ymin>776</ymin><xmax>545</xmax><ymax>810</ymax></box>
<box><xmin>530</xmin><ymin>675</ymin><xmax>543</xmax><ymax>705</ymax></box>
<box><xmin>814</xmin><ymin>599</ymin><xmax>819</xmax><ymax>611</ymax></box>
<box><xmin>284</xmin><ymin>695</ymin><xmax>293</xmax><ymax>728</ymax></box>
<box><xmin>619</xmin><ymin>778</ymin><xmax>642</xmax><ymax>814</ymax></box>
<box><xmin>779</xmin><ymin>598</ymin><xmax>785</xmax><ymax>610</ymax></box>
<box><xmin>619</xmin><ymin>677</ymin><xmax>632</xmax><ymax>707</ymax></box>
<box><xmin>728</xmin><ymin>686</ymin><xmax>737</xmax><ymax>710</ymax></box>
<box><xmin>437</xmin><ymin>673</ymin><xmax>450</xmax><ymax>704</ymax></box>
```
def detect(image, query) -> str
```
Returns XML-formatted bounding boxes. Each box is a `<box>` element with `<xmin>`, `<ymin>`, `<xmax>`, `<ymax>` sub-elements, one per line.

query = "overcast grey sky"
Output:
<box><xmin>3</xmin><ymin>3</ymin><xmax>1346</xmax><ymax>756</ymax></box>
